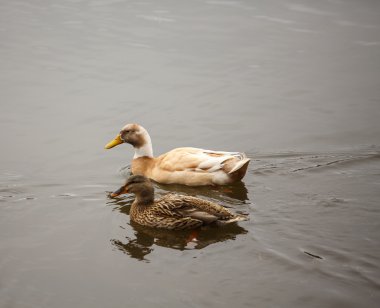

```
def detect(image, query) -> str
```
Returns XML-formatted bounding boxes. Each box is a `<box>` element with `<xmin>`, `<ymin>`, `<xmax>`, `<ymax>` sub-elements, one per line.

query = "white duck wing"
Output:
<box><xmin>158</xmin><ymin>147</ymin><xmax>247</xmax><ymax>174</ymax></box>
<box><xmin>197</xmin><ymin>149</ymin><xmax>250</xmax><ymax>174</ymax></box>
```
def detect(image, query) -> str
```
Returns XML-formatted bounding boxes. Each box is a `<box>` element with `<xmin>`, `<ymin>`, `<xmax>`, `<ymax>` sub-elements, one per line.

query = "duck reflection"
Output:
<box><xmin>111</xmin><ymin>220</ymin><xmax>248</xmax><ymax>262</ymax></box>
<box><xmin>155</xmin><ymin>180</ymin><xmax>249</xmax><ymax>204</ymax></box>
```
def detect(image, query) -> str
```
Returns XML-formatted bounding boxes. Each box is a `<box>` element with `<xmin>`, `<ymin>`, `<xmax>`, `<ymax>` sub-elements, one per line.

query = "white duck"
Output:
<box><xmin>105</xmin><ymin>123</ymin><xmax>250</xmax><ymax>186</ymax></box>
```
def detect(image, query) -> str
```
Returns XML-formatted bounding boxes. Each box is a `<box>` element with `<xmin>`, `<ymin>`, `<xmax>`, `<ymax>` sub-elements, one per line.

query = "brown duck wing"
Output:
<box><xmin>152</xmin><ymin>216</ymin><xmax>203</xmax><ymax>230</ymax></box>
<box><xmin>155</xmin><ymin>194</ymin><xmax>234</xmax><ymax>222</ymax></box>
<box><xmin>177</xmin><ymin>208</ymin><xmax>219</xmax><ymax>224</ymax></box>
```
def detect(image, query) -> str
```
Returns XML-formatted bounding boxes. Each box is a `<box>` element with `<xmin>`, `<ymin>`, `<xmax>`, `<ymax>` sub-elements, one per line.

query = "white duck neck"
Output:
<box><xmin>133</xmin><ymin>130</ymin><xmax>154</xmax><ymax>158</ymax></box>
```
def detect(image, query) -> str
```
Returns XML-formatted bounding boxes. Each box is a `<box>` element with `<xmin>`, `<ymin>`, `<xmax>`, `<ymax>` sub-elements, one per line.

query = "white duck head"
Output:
<box><xmin>105</xmin><ymin>123</ymin><xmax>153</xmax><ymax>158</ymax></box>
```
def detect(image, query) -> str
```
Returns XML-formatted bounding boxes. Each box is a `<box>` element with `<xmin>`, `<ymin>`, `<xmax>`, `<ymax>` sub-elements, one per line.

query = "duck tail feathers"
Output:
<box><xmin>216</xmin><ymin>214</ymin><xmax>249</xmax><ymax>226</ymax></box>
<box><xmin>228</xmin><ymin>158</ymin><xmax>250</xmax><ymax>175</ymax></box>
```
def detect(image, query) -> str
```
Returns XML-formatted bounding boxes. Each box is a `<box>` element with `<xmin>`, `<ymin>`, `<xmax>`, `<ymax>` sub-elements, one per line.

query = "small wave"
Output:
<box><xmin>287</xmin><ymin>4</ymin><xmax>335</xmax><ymax>16</ymax></box>
<box><xmin>251</xmin><ymin>149</ymin><xmax>380</xmax><ymax>175</ymax></box>
<box><xmin>355</xmin><ymin>41</ymin><xmax>380</xmax><ymax>47</ymax></box>
<box><xmin>136</xmin><ymin>15</ymin><xmax>175</xmax><ymax>23</ymax></box>
<box><xmin>255</xmin><ymin>15</ymin><xmax>295</xmax><ymax>25</ymax></box>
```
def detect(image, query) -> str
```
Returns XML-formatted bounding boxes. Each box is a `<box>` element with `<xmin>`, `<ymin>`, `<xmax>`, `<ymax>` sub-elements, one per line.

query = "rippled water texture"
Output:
<box><xmin>1</xmin><ymin>0</ymin><xmax>380</xmax><ymax>307</ymax></box>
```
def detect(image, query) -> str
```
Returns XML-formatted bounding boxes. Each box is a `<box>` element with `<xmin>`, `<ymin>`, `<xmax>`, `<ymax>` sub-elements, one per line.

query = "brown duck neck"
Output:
<box><xmin>134</xmin><ymin>186</ymin><xmax>155</xmax><ymax>206</ymax></box>
<box><xmin>131</xmin><ymin>156</ymin><xmax>156</xmax><ymax>176</ymax></box>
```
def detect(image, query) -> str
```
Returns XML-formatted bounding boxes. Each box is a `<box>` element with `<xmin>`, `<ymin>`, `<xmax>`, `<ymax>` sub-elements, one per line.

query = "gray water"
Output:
<box><xmin>1</xmin><ymin>0</ymin><xmax>380</xmax><ymax>307</ymax></box>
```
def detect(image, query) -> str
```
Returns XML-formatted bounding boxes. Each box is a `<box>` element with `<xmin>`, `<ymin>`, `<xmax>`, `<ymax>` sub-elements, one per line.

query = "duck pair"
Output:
<box><xmin>105</xmin><ymin>123</ymin><xmax>250</xmax><ymax>230</ymax></box>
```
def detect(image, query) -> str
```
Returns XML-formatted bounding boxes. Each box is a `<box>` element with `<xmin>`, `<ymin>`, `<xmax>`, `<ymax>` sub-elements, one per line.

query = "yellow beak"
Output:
<box><xmin>104</xmin><ymin>134</ymin><xmax>124</xmax><ymax>149</ymax></box>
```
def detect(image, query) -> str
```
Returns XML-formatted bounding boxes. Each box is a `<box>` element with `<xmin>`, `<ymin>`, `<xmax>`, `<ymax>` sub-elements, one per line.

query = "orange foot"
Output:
<box><xmin>186</xmin><ymin>230</ymin><xmax>199</xmax><ymax>243</ymax></box>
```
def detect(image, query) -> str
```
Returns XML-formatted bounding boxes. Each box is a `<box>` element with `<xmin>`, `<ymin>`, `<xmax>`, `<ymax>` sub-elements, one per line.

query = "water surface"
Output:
<box><xmin>1</xmin><ymin>0</ymin><xmax>380</xmax><ymax>307</ymax></box>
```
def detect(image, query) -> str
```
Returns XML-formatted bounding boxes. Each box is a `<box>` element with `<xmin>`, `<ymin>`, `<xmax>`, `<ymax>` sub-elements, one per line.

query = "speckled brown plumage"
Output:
<box><xmin>111</xmin><ymin>175</ymin><xmax>249</xmax><ymax>230</ymax></box>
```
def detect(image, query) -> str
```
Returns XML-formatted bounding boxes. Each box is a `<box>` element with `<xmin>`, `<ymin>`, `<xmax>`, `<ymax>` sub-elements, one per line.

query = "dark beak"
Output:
<box><xmin>110</xmin><ymin>186</ymin><xmax>128</xmax><ymax>198</ymax></box>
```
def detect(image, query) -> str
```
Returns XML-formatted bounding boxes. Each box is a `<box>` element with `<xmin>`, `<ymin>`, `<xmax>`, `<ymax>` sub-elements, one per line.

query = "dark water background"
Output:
<box><xmin>1</xmin><ymin>0</ymin><xmax>379</xmax><ymax>307</ymax></box>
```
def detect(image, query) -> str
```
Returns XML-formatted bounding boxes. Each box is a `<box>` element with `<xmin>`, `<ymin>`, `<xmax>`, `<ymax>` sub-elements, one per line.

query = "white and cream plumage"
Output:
<box><xmin>105</xmin><ymin>123</ymin><xmax>250</xmax><ymax>186</ymax></box>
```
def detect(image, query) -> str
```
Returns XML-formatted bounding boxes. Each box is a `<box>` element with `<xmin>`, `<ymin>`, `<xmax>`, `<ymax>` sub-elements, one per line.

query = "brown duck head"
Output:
<box><xmin>110</xmin><ymin>175</ymin><xmax>154</xmax><ymax>205</ymax></box>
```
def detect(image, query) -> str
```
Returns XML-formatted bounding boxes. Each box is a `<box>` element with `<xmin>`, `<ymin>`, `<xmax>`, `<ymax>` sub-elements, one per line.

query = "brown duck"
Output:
<box><xmin>110</xmin><ymin>175</ymin><xmax>249</xmax><ymax>230</ymax></box>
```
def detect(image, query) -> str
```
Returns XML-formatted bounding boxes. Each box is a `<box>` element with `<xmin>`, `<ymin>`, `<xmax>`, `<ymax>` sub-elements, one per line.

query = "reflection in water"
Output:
<box><xmin>117</xmin><ymin>165</ymin><xmax>250</xmax><ymax>204</ymax></box>
<box><xmin>111</xmin><ymin>221</ymin><xmax>248</xmax><ymax>262</ymax></box>
<box><xmin>107</xmin><ymin>186</ymin><xmax>249</xmax><ymax>262</ymax></box>
<box><xmin>155</xmin><ymin>180</ymin><xmax>250</xmax><ymax>204</ymax></box>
